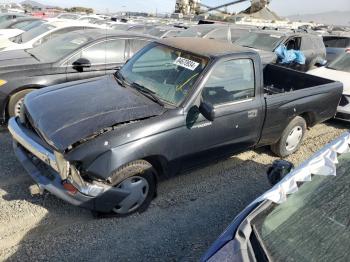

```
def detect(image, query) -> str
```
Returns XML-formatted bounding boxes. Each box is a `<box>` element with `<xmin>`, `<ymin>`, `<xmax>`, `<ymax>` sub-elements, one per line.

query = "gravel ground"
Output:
<box><xmin>0</xmin><ymin>121</ymin><xmax>348</xmax><ymax>261</ymax></box>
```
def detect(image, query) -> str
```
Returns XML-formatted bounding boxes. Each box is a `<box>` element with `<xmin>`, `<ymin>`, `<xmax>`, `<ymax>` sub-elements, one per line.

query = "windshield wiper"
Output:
<box><xmin>114</xmin><ymin>71</ymin><xmax>128</xmax><ymax>88</ymax></box>
<box><xmin>131</xmin><ymin>82</ymin><xmax>164</xmax><ymax>106</ymax></box>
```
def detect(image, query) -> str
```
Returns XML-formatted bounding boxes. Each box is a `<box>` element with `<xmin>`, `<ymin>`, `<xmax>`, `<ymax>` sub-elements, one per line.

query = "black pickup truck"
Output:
<box><xmin>8</xmin><ymin>38</ymin><xmax>342</xmax><ymax>216</ymax></box>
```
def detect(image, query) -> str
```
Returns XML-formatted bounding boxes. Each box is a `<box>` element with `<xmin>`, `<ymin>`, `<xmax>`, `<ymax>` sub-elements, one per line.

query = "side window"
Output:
<box><xmin>301</xmin><ymin>37</ymin><xmax>315</xmax><ymax>50</ymax></box>
<box><xmin>81</xmin><ymin>39</ymin><xmax>126</xmax><ymax>65</ymax></box>
<box><xmin>202</xmin><ymin>59</ymin><xmax>255</xmax><ymax>105</ymax></box>
<box><xmin>285</xmin><ymin>37</ymin><xmax>302</xmax><ymax>50</ymax></box>
<box><xmin>129</xmin><ymin>39</ymin><xmax>150</xmax><ymax>57</ymax></box>
<box><xmin>105</xmin><ymin>39</ymin><xmax>126</xmax><ymax>63</ymax></box>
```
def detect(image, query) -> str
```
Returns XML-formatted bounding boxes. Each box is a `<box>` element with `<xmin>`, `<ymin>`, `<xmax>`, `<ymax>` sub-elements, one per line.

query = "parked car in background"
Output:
<box><xmin>323</xmin><ymin>35</ymin><xmax>350</xmax><ymax>62</ymax></box>
<box><xmin>77</xmin><ymin>15</ymin><xmax>104</xmax><ymax>24</ymax></box>
<box><xmin>8</xmin><ymin>38</ymin><xmax>342</xmax><ymax>216</ymax></box>
<box><xmin>235</xmin><ymin>30</ymin><xmax>327</xmax><ymax>71</ymax></box>
<box><xmin>111</xmin><ymin>23</ymin><xmax>155</xmax><ymax>34</ymax></box>
<box><xmin>0</xmin><ymin>20</ymin><xmax>103</xmax><ymax>52</ymax></box>
<box><xmin>146</xmin><ymin>26</ymin><xmax>184</xmax><ymax>38</ymax></box>
<box><xmin>308</xmin><ymin>52</ymin><xmax>350</xmax><ymax>121</ymax></box>
<box><xmin>0</xmin><ymin>13</ymin><xmax>26</xmax><ymax>24</ymax></box>
<box><xmin>178</xmin><ymin>24</ymin><xmax>252</xmax><ymax>43</ymax></box>
<box><xmin>0</xmin><ymin>17</ymin><xmax>45</xmax><ymax>39</ymax></box>
<box><xmin>202</xmin><ymin>132</ymin><xmax>350</xmax><ymax>262</ymax></box>
<box><xmin>55</xmin><ymin>13</ymin><xmax>81</xmax><ymax>20</ymax></box>
<box><xmin>0</xmin><ymin>29</ymin><xmax>155</xmax><ymax>121</ymax></box>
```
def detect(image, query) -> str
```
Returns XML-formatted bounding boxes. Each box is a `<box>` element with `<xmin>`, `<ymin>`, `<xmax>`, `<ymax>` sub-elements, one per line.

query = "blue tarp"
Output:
<box><xmin>275</xmin><ymin>44</ymin><xmax>306</xmax><ymax>65</ymax></box>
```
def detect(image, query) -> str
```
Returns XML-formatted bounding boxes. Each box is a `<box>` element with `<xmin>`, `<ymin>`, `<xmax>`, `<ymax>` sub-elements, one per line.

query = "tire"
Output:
<box><xmin>107</xmin><ymin>160</ymin><xmax>156</xmax><ymax>216</ymax></box>
<box><xmin>8</xmin><ymin>89</ymin><xmax>35</xmax><ymax>118</ymax></box>
<box><xmin>271</xmin><ymin>116</ymin><xmax>307</xmax><ymax>158</ymax></box>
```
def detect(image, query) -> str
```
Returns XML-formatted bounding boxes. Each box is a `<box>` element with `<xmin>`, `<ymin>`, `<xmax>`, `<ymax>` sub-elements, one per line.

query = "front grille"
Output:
<box><xmin>339</xmin><ymin>96</ymin><xmax>349</xmax><ymax>107</ymax></box>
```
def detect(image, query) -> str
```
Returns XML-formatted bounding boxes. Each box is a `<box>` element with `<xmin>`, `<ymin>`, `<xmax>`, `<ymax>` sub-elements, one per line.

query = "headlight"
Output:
<box><xmin>0</xmin><ymin>79</ymin><xmax>7</xmax><ymax>87</ymax></box>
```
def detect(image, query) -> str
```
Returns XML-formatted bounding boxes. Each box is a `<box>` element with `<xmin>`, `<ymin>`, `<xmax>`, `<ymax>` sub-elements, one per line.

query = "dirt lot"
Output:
<box><xmin>0</xmin><ymin>120</ymin><xmax>348</xmax><ymax>261</ymax></box>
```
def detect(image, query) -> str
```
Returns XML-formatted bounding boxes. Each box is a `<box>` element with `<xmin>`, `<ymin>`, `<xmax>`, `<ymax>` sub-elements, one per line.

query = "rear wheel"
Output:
<box><xmin>271</xmin><ymin>116</ymin><xmax>307</xmax><ymax>157</ymax></box>
<box><xmin>8</xmin><ymin>89</ymin><xmax>35</xmax><ymax>118</ymax></box>
<box><xmin>108</xmin><ymin>160</ymin><xmax>156</xmax><ymax>216</ymax></box>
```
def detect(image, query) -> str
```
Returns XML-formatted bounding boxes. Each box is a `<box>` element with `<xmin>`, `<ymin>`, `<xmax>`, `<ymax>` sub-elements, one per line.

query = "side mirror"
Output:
<box><xmin>199</xmin><ymin>101</ymin><xmax>215</xmax><ymax>122</ymax></box>
<box><xmin>266</xmin><ymin>160</ymin><xmax>294</xmax><ymax>186</ymax></box>
<box><xmin>72</xmin><ymin>58</ymin><xmax>91</xmax><ymax>72</ymax></box>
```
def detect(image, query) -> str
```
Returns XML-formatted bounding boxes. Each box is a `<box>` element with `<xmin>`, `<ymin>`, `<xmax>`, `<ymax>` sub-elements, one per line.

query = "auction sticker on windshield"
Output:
<box><xmin>174</xmin><ymin>57</ymin><xmax>199</xmax><ymax>71</ymax></box>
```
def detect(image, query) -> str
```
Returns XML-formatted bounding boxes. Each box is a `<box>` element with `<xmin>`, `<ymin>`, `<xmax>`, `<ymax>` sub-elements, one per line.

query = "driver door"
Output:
<box><xmin>182</xmin><ymin>58</ymin><xmax>265</xmax><ymax>167</ymax></box>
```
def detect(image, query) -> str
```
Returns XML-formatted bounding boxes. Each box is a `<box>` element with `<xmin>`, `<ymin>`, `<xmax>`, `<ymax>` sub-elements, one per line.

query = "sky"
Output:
<box><xmin>16</xmin><ymin>0</ymin><xmax>350</xmax><ymax>15</ymax></box>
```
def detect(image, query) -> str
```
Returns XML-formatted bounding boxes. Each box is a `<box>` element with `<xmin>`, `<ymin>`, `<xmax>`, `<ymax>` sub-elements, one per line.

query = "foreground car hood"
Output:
<box><xmin>308</xmin><ymin>67</ymin><xmax>350</xmax><ymax>95</ymax></box>
<box><xmin>25</xmin><ymin>75</ymin><xmax>165</xmax><ymax>151</ymax></box>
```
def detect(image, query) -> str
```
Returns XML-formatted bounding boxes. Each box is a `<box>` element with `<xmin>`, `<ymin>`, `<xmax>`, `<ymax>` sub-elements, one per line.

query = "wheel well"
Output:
<box><xmin>300</xmin><ymin>112</ymin><xmax>315</xmax><ymax>127</ymax></box>
<box><xmin>143</xmin><ymin>155</ymin><xmax>168</xmax><ymax>180</ymax></box>
<box><xmin>4</xmin><ymin>86</ymin><xmax>43</xmax><ymax>119</ymax></box>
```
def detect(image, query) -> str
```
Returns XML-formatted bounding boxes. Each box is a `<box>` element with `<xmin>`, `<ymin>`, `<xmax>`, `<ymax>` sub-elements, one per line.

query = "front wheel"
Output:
<box><xmin>108</xmin><ymin>160</ymin><xmax>156</xmax><ymax>216</ymax></box>
<box><xmin>271</xmin><ymin>116</ymin><xmax>307</xmax><ymax>157</ymax></box>
<box><xmin>8</xmin><ymin>89</ymin><xmax>35</xmax><ymax>118</ymax></box>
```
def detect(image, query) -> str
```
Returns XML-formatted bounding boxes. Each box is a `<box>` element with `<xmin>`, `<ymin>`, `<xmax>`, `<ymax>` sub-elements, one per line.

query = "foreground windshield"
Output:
<box><xmin>327</xmin><ymin>53</ymin><xmax>350</xmax><ymax>73</ymax></box>
<box><xmin>119</xmin><ymin>43</ymin><xmax>208</xmax><ymax>106</ymax></box>
<box><xmin>19</xmin><ymin>23</ymin><xmax>56</xmax><ymax>43</ymax></box>
<box><xmin>28</xmin><ymin>32</ymin><xmax>93</xmax><ymax>62</ymax></box>
<box><xmin>235</xmin><ymin>32</ymin><xmax>282</xmax><ymax>51</ymax></box>
<box><xmin>253</xmin><ymin>152</ymin><xmax>350</xmax><ymax>261</ymax></box>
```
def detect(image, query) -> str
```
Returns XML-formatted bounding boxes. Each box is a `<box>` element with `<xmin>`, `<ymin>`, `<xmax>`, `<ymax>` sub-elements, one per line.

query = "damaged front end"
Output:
<box><xmin>8</xmin><ymin>117</ymin><xmax>130</xmax><ymax>212</ymax></box>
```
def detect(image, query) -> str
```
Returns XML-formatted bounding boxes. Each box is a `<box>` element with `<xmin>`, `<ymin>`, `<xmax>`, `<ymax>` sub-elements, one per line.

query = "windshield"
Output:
<box><xmin>235</xmin><ymin>32</ymin><xmax>283</xmax><ymax>51</ymax></box>
<box><xmin>14</xmin><ymin>23</ymin><xmax>56</xmax><ymax>43</ymax></box>
<box><xmin>327</xmin><ymin>53</ymin><xmax>350</xmax><ymax>73</ymax></box>
<box><xmin>19</xmin><ymin>20</ymin><xmax>45</xmax><ymax>31</ymax></box>
<box><xmin>178</xmin><ymin>26</ymin><xmax>214</xmax><ymax>38</ymax></box>
<box><xmin>252</xmin><ymin>152</ymin><xmax>350</xmax><ymax>261</ymax></box>
<box><xmin>28</xmin><ymin>32</ymin><xmax>93</xmax><ymax>62</ymax></box>
<box><xmin>118</xmin><ymin>43</ymin><xmax>208</xmax><ymax>106</ymax></box>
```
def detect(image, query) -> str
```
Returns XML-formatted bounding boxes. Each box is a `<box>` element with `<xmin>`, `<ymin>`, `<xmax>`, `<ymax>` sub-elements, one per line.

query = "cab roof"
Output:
<box><xmin>157</xmin><ymin>37</ymin><xmax>253</xmax><ymax>57</ymax></box>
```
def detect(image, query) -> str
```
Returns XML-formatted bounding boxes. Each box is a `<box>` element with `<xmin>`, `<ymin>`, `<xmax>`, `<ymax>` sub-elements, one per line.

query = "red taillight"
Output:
<box><xmin>62</xmin><ymin>180</ymin><xmax>78</xmax><ymax>195</ymax></box>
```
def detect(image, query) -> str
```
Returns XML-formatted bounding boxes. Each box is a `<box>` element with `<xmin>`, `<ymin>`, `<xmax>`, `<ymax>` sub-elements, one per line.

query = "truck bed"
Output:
<box><xmin>258</xmin><ymin>64</ymin><xmax>343</xmax><ymax>147</ymax></box>
<box><xmin>263</xmin><ymin>64</ymin><xmax>334</xmax><ymax>95</ymax></box>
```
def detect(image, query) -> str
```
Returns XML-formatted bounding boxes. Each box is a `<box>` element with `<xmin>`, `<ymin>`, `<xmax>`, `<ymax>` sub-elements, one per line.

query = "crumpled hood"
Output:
<box><xmin>25</xmin><ymin>75</ymin><xmax>165</xmax><ymax>151</ymax></box>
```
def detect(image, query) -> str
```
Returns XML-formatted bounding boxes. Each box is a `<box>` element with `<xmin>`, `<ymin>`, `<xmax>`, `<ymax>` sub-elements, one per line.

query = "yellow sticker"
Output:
<box><xmin>0</xmin><ymin>80</ymin><xmax>7</xmax><ymax>86</ymax></box>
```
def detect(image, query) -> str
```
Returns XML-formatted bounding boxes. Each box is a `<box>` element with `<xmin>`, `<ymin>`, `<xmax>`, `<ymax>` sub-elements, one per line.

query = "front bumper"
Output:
<box><xmin>8</xmin><ymin>117</ymin><xmax>129</xmax><ymax>212</ymax></box>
